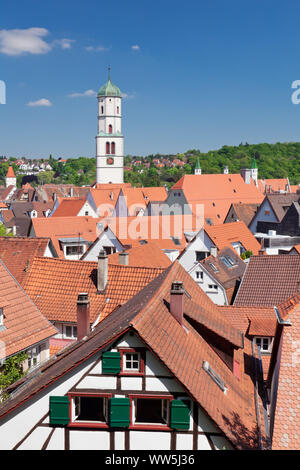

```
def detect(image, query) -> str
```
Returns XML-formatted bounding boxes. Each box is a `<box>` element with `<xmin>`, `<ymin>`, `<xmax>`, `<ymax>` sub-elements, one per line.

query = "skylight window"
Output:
<box><xmin>209</xmin><ymin>263</ymin><xmax>219</xmax><ymax>272</ymax></box>
<box><xmin>203</xmin><ymin>361</ymin><xmax>227</xmax><ymax>393</ymax></box>
<box><xmin>220</xmin><ymin>256</ymin><xmax>236</xmax><ymax>268</ymax></box>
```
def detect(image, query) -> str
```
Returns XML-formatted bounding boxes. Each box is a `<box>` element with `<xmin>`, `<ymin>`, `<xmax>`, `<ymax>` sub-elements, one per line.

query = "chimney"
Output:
<box><xmin>170</xmin><ymin>281</ymin><xmax>185</xmax><ymax>325</ymax></box>
<box><xmin>119</xmin><ymin>252</ymin><xmax>129</xmax><ymax>266</ymax></box>
<box><xmin>70</xmin><ymin>186</ymin><xmax>74</xmax><ymax>197</ymax></box>
<box><xmin>210</xmin><ymin>246</ymin><xmax>218</xmax><ymax>257</ymax></box>
<box><xmin>77</xmin><ymin>293</ymin><xmax>90</xmax><ymax>341</ymax></box>
<box><xmin>98</xmin><ymin>249</ymin><xmax>108</xmax><ymax>291</ymax></box>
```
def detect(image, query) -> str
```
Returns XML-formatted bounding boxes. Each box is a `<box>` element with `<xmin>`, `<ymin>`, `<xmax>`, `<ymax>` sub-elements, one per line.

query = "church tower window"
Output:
<box><xmin>108</xmin><ymin>124</ymin><xmax>113</xmax><ymax>134</ymax></box>
<box><xmin>111</xmin><ymin>142</ymin><xmax>115</xmax><ymax>155</ymax></box>
<box><xmin>106</xmin><ymin>142</ymin><xmax>110</xmax><ymax>154</ymax></box>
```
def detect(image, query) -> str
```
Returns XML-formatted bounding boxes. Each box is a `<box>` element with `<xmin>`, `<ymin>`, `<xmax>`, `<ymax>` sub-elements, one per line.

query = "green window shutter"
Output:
<box><xmin>102</xmin><ymin>351</ymin><xmax>121</xmax><ymax>374</ymax></box>
<box><xmin>49</xmin><ymin>396</ymin><xmax>70</xmax><ymax>426</ymax></box>
<box><xmin>170</xmin><ymin>399</ymin><xmax>190</xmax><ymax>430</ymax></box>
<box><xmin>109</xmin><ymin>397</ymin><xmax>130</xmax><ymax>427</ymax></box>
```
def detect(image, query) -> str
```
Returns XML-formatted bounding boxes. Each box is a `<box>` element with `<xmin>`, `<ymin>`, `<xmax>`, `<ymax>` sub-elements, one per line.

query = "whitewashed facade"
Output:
<box><xmin>0</xmin><ymin>331</ymin><xmax>233</xmax><ymax>450</ymax></box>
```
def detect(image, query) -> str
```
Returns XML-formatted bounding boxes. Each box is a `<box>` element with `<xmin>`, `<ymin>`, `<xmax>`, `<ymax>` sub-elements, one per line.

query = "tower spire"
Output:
<box><xmin>108</xmin><ymin>65</ymin><xmax>111</xmax><ymax>81</ymax></box>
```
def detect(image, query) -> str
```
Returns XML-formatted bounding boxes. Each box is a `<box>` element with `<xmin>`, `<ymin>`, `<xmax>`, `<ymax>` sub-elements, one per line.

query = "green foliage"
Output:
<box><xmin>0</xmin><ymin>351</ymin><xmax>28</xmax><ymax>402</ymax></box>
<box><xmin>241</xmin><ymin>250</ymin><xmax>253</xmax><ymax>260</ymax></box>
<box><xmin>1</xmin><ymin>141</ymin><xmax>300</xmax><ymax>189</ymax></box>
<box><xmin>0</xmin><ymin>224</ymin><xmax>14</xmax><ymax>236</ymax></box>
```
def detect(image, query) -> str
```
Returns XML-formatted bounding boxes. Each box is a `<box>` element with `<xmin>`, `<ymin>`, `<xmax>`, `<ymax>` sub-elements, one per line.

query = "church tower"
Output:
<box><xmin>251</xmin><ymin>157</ymin><xmax>258</xmax><ymax>186</ymax></box>
<box><xmin>194</xmin><ymin>157</ymin><xmax>202</xmax><ymax>175</ymax></box>
<box><xmin>6</xmin><ymin>166</ymin><xmax>16</xmax><ymax>188</ymax></box>
<box><xmin>95</xmin><ymin>68</ymin><xmax>124</xmax><ymax>184</ymax></box>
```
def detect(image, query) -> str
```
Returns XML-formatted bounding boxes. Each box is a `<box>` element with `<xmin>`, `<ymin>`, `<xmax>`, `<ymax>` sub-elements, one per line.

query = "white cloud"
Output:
<box><xmin>52</xmin><ymin>38</ymin><xmax>75</xmax><ymax>50</ymax></box>
<box><xmin>122</xmin><ymin>92</ymin><xmax>136</xmax><ymax>100</ymax></box>
<box><xmin>0</xmin><ymin>28</ymin><xmax>51</xmax><ymax>56</ymax></box>
<box><xmin>131</xmin><ymin>45</ymin><xmax>140</xmax><ymax>51</ymax></box>
<box><xmin>27</xmin><ymin>98</ymin><xmax>52</xmax><ymax>107</ymax></box>
<box><xmin>67</xmin><ymin>89</ymin><xmax>97</xmax><ymax>98</ymax></box>
<box><xmin>85</xmin><ymin>45</ymin><xmax>110</xmax><ymax>52</ymax></box>
<box><xmin>0</xmin><ymin>28</ymin><xmax>75</xmax><ymax>56</ymax></box>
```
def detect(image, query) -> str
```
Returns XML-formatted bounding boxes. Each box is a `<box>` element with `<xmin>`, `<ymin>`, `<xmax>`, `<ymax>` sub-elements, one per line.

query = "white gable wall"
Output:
<box><xmin>0</xmin><ymin>331</ymin><xmax>233</xmax><ymax>450</ymax></box>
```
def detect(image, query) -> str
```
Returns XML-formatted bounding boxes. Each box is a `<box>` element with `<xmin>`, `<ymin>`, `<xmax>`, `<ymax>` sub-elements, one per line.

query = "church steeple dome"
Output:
<box><xmin>97</xmin><ymin>67</ymin><xmax>122</xmax><ymax>98</ymax></box>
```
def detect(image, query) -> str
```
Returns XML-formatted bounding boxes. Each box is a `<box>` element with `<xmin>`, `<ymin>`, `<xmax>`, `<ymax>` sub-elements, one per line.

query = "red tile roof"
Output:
<box><xmin>205</xmin><ymin>221</ymin><xmax>261</xmax><ymax>255</ymax></box>
<box><xmin>51</xmin><ymin>198</ymin><xmax>87</xmax><ymax>217</ymax></box>
<box><xmin>30</xmin><ymin>216</ymin><xmax>100</xmax><ymax>257</ymax></box>
<box><xmin>0</xmin><ymin>236</ymin><xmax>56</xmax><ymax>284</ymax></box>
<box><xmin>172</xmin><ymin>174</ymin><xmax>264</xmax><ymax>224</ymax></box>
<box><xmin>6</xmin><ymin>167</ymin><xmax>16</xmax><ymax>178</ymax></box>
<box><xmin>268</xmin><ymin>293</ymin><xmax>300</xmax><ymax>449</ymax></box>
<box><xmin>0</xmin><ymin>260</ymin><xmax>57</xmax><ymax>359</ymax></box>
<box><xmin>234</xmin><ymin>254</ymin><xmax>300</xmax><ymax>307</ymax></box>
<box><xmin>108</xmin><ymin>241</ymin><xmax>172</xmax><ymax>268</ymax></box>
<box><xmin>0</xmin><ymin>261</ymin><xmax>263</xmax><ymax>449</ymax></box>
<box><xmin>23</xmin><ymin>257</ymin><xmax>165</xmax><ymax>324</ymax></box>
<box><xmin>101</xmin><ymin>214</ymin><xmax>201</xmax><ymax>251</ymax></box>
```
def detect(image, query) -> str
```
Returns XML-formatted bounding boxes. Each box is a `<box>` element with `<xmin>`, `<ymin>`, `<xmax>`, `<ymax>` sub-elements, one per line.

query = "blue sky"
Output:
<box><xmin>1</xmin><ymin>0</ymin><xmax>300</xmax><ymax>158</ymax></box>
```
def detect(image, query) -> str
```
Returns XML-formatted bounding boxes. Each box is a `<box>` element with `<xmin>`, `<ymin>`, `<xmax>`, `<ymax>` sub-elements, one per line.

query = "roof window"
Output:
<box><xmin>203</xmin><ymin>361</ymin><xmax>227</xmax><ymax>393</ymax></box>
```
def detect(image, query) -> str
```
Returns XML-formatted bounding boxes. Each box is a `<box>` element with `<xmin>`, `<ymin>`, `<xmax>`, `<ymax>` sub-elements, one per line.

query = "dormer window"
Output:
<box><xmin>255</xmin><ymin>337</ymin><xmax>273</xmax><ymax>354</ymax></box>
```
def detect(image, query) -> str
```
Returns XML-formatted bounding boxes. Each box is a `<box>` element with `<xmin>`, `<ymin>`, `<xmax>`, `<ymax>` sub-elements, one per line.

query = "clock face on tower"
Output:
<box><xmin>107</xmin><ymin>157</ymin><xmax>114</xmax><ymax>165</ymax></box>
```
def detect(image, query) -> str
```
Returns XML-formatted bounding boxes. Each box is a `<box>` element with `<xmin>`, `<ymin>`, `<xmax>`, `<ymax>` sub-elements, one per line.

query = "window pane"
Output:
<box><xmin>135</xmin><ymin>399</ymin><xmax>167</xmax><ymax>424</ymax></box>
<box><xmin>75</xmin><ymin>397</ymin><xmax>105</xmax><ymax>422</ymax></box>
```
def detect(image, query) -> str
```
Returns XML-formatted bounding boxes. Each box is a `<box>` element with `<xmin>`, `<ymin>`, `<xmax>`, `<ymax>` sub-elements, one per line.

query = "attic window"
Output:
<box><xmin>220</xmin><ymin>256</ymin><xmax>236</xmax><ymax>268</ymax></box>
<box><xmin>203</xmin><ymin>361</ymin><xmax>227</xmax><ymax>393</ymax></box>
<box><xmin>206</xmin><ymin>218</ymin><xmax>213</xmax><ymax>226</ymax></box>
<box><xmin>255</xmin><ymin>337</ymin><xmax>272</xmax><ymax>354</ymax></box>
<box><xmin>209</xmin><ymin>263</ymin><xmax>219</xmax><ymax>272</ymax></box>
<box><xmin>171</xmin><ymin>237</ymin><xmax>181</xmax><ymax>246</ymax></box>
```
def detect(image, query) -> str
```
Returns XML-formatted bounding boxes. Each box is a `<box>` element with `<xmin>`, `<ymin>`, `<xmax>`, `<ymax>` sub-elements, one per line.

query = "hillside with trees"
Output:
<box><xmin>1</xmin><ymin>141</ymin><xmax>299</xmax><ymax>189</ymax></box>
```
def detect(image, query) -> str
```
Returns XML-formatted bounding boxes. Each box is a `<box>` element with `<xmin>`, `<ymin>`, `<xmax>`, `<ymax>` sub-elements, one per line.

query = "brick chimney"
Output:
<box><xmin>119</xmin><ymin>252</ymin><xmax>129</xmax><ymax>266</ymax></box>
<box><xmin>170</xmin><ymin>281</ymin><xmax>185</xmax><ymax>325</ymax></box>
<box><xmin>77</xmin><ymin>293</ymin><xmax>90</xmax><ymax>341</ymax></box>
<box><xmin>98</xmin><ymin>249</ymin><xmax>108</xmax><ymax>291</ymax></box>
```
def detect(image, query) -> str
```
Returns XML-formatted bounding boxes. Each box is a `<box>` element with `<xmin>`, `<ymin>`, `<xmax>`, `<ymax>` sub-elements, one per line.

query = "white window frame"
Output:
<box><xmin>27</xmin><ymin>345</ymin><xmax>41</xmax><ymax>369</ymax></box>
<box><xmin>123</xmin><ymin>352</ymin><xmax>141</xmax><ymax>372</ymax></box>
<box><xmin>64</xmin><ymin>324</ymin><xmax>77</xmax><ymax>339</ymax></box>
<box><xmin>132</xmin><ymin>397</ymin><xmax>170</xmax><ymax>426</ymax></box>
<box><xmin>71</xmin><ymin>395</ymin><xmax>109</xmax><ymax>424</ymax></box>
<box><xmin>254</xmin><ymin>336</ymin><xmax>273</xmax><ymax>353</ymax></box>
<box><xmin>65</xmin><ymin>245</ymin><xmax>84</xmax><ymax>256</ymax></box>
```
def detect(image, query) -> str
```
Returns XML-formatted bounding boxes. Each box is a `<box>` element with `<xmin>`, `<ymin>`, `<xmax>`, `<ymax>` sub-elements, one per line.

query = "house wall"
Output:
<box><xmin>82</xmin><ymin>231</ymin><xmax>124</xmax><ymax>261</ymax></box>
<box><xmin>0</xmin><ymin>331</ymin><xmax>233</xmax><ymax>450</ymax></box>
<box><xmin>77</xmin><ymin>202</ymin><xmax>98</xmax><ymax>218</ymax></box>
<box><xmin>249</xmin><ymin>200</ymin><xmax>278</xmax><ymax>233</ymax></box>
<box><xmin>187</xmin><ymin>264</ymin><xmax>227</xmax><ymax>306</ymax></box>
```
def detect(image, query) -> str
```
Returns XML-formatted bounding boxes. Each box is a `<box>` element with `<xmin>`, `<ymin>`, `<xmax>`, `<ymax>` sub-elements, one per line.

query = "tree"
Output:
<box><xmin>0</xmin><ymin>351</ymin><xmax>28</xmax><ymax>402</ymax></box>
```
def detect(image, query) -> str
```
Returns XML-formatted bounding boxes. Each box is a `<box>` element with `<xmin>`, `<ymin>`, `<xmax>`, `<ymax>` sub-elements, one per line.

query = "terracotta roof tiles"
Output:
<box><xmin>0</xmin><ymin>260</ymin><xmax>57</xmax><ymax>359</ymax></box>
<box><xmin>205</xmin><ymin>221</ymin><xmax>261</xmax><ymax>254</ymax></box>
<box><xmin>0</xmin><ymin>261</ymin><xmax>263</xmax><ymax>449</ymax></box>
<box><xmin>234</xmin><ymin>254</ymin><xmax>300</xmax><ymax>307</ymax></box>
<box><xmin>0</xmin><ymin>236</ymin><xmax>55</xmax><ymax>284</ymax></box>
<box><xmin>23</xmin><ymin>257</ymin><xmax>165</xmax><ymax>324</ymax></box>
